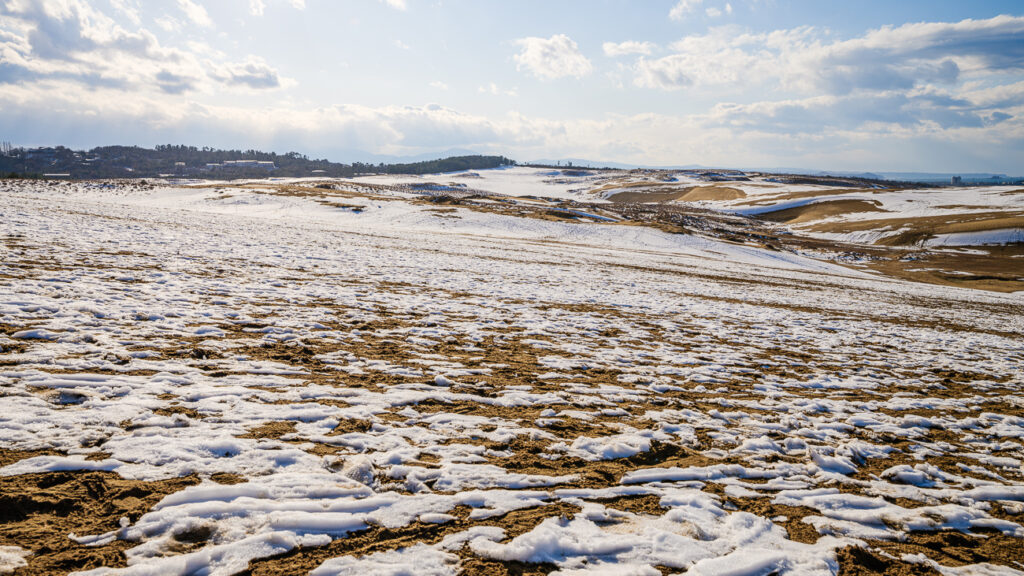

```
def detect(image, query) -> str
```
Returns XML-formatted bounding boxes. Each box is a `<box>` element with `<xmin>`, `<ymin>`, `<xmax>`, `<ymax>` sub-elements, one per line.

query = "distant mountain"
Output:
<box><xmin>875</xmin><ymin>172</ymin><xmax>1021</xmax><ymax>182</ymax></box>
<box><xmin>738</xmin><ymin>167</ymin><xmax>1024</xmax><ymax>184</ymax></box>
<box><xmin>745</xmin><ymin>167</ymin><xmax>880</xmax><ymax>179</ymax></box>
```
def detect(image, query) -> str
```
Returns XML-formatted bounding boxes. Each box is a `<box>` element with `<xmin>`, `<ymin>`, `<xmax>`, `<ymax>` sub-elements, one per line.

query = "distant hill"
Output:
<box><xmin>740</xmin><ymin>168</ymin><xmax>1022</xmax><ymax>185</ymax></box>
<box><xmin>0</xmin><ymin>145</ymin><xmax>515</xmax><ymax>179</ymax></box>
<box><xmin>875</xmin><ymin>172</ymin><xmax>1022</xmax><ymax>184</ymax></box>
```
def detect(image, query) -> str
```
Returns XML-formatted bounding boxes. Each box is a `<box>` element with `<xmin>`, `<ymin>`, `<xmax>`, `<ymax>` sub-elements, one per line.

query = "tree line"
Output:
<box><xmin>0</xmin><ymin>144</ymin><xmax>516</xmax><ymax>179</ymax></box>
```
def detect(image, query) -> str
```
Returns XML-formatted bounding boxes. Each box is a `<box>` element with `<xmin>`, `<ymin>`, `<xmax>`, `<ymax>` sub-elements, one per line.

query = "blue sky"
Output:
<box><xmin>1</xmin><ymin>0</ymin><xmax>1022</xmax><ymax>172</ymax></box>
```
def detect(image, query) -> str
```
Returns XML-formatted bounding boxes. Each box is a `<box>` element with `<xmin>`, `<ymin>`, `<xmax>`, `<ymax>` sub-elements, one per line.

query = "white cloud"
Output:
<box><xmin>378</xmin><ymin>0</ymin><xmax>407</xmax><ymax>10</ymax></box>
<box><xmin>478</xmin><ymin>82</ymin><xmax>517</xmax><ymax>97</ymax></box>
<box><xmin>603</xmin><ymin>40</ymin><xmax>655</xmax><ymax>57</ymax></box>
<box><xmin>208</xmin><ymin>56</ymin><xmax>283</xmax><ymax>89</ymax></box>
<box><xmin>669</xmin><ymin>0</ymin><xmax>702</xmax><ymax>21</ymax></box>
<box><xmin>0</xmin><ymin>1</ymin><xmax>284</xmax><ymax>94</ymax></box>
<box><xmin>514</xmin><ymin>34</ymin><xmax>592</xmax><ymax>80</ymax></box>
<box><xmin>154</xmin><ymin>15</ymin><xmax>181</xmax><ymax>32</ymax></box>
<box><xmin>633</xmin><ymin>55</ymin><xmax>695</xmax><ymax>90</ymax></box>
<box><xmin>430</xmin><ymin>80</ymin><xmax>449</xmax><ymax>90</ymax></box>
<box><xmin>705</xmin><ymin>7</ymin><xmax>722</xmax><ymax>18</ymax></box>
<box><xmin>705</xmin><ymin>91</ymin><xmax>1012</xmax><ymax>133</ymax></box>
<box><xmin>962</xmin><ymin>80</ymin><xmax>1024</xmax><ymax>108</ymax></box>
<box><xmin>394</xmin><ymin>39</ymin><xmax>410</xmax><ymax>50</ymax></box>
<box><xmin>620</xmin><ymin>14</ymin><xmax>1024</xmax><ymax>159</ymax></box>
<box><xmin>249</xmin><ymin>0</ymin><xmax>305</xmax><ymax>16</ymax></box>
<box><xmin>109</xmin><ymin>0</ymin><xmax>141</xmax><ymax>25</ymax></box>
<box><xmin>632</xmin><ymin>16</ymin><xmax>1024</xmax><ymax>94</ymax></box>
<box><xmin>630</xmin><ymin>27</ymin><xmax>771</xmax><ymax>90</ymax></box>
<box><xmin>176</xmin><ymin>0</ymin><xmax>212</xmax><ymax>28</ymax></box>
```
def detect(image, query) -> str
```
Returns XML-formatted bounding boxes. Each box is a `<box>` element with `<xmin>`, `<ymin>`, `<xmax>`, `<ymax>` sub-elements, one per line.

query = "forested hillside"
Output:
<box><xmin>0</xmin><ymin>144</ymin><xmax>516</xmax><ymax>179</ymax></box>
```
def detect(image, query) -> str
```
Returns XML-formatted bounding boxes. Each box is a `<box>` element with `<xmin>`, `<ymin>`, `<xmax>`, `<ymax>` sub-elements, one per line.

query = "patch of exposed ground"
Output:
<box><xmin>606</xmin><ymin>185</ymin><xmax>746</xmax><ymax>203</ymax></box>
<box><xmin>861</xmin><ymin>245</ymin><xmax>1024</xmax><ymax>293</ymax></box>
<box><xmin>736</xmin><ymin>188</ymin><xmax>888</xmax><ymax>206</ymax></box>
<box><xmin>757</xmin><ymin>199</ymin><xmax>888</xmax><ymax>224</ymax></box>
<box><xmin>837</xmin><ymin>529</ymin><xmax>1024</xmax><ymax>576</ymax></box>
<box><xmin>241</xmin><ymin>503</ymin><xmax>581</xmax><ymax>576</ymax></box>
<box><xmin>801</xmin><ymin>211</ymin><xmax>1024</xmax><ymax>246</ymax></box>
<box><xmin>837</xmin><ymin>545</ymin><xmax>940</xmax><ymax>576</ymax></box>
<box><xmin>0</xmin><ymin>471</ymin><xmax>199</xmax><ymax>576</ymax></box>
<box><xmin>677</xmin><ymin>186</ymin><xmax>746</xmax><ymax>202</ymax></box>
<box><xmin>0</xmin><ymin>448</ymin><xmax>62</xmax><ymax>468</ymax></box>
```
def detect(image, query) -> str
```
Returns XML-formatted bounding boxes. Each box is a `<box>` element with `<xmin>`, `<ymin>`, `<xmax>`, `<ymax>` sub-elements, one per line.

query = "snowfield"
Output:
<box><xmin>1</xmin><ymin>175</ymin><xmax>1023</xmax><ymax>576</ymax></box>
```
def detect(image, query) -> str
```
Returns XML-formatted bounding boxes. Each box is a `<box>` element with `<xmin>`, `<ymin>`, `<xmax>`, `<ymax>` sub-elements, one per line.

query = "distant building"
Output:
<box><xmin>951</xmin><ymin>175</ymin><xmax>962</xmax><ymax>185</ymax></box>
<box><xmin>26</xmin><ymin>147</ymin><xmax>57</xmax><ymax>162</ymax></box>
<box><xmin>226</xmin><ymin>160</ymin><xmax>275</xmax><ymax>170</ymax></box>
<box><xmin>204</xmin><ymin>160</ymin><xmax>275</xmax><ymax>172</ymax></box>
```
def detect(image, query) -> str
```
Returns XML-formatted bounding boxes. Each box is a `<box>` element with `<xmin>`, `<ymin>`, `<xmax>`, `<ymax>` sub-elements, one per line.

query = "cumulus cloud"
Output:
<box><xmin>154</xmin><ymin>69</ymin><xmax>200</xmax><ymax>94</ymax></box>
<box><xmin>603</xmin><ymin>40</ymin><xmax>654</xmax><ymax>57</ymax></box>
<box><xmin>962</xmin><ymin>80</ymin><xmax>1024</xmax><ymax>109</ymax></box>
<box><xmin>378</xmin><ymin>0</ymin><xmax>406</xmax><ymax>10</ymax></box>
<box><xmin>630</xmin><ymin>16</ymin><xmax>1024</xmax><ymax>96</ymax></box>
<box><xmin>0</xmin><ymin>0</ymin><xmax>285</xmax><ymax>94</ymax></box>
<box><xmin>2</xmin><ymin>1</ymin><xmax>175</xmax><ymax>67</ymax></box>
<box><xmin>154</xmin><ymin>16</ymin><xmax>181</xmax><ymax>33</ymax></box>
<box><xmin>623</xmin><ymin>16</ymin><xmax>1024</xmax><ymax>146</ymax></box>
<box><xmin>669</xmin><ymin>0</ymin><xmax>702</xmax><ymax>21</ymax></box>
<box><xmin>514</xmin><ymin>34</ymin><xmax>592</xmax><ymax>80</ymax></box>
<box><xmin>631</xmin><ymin>28</ymin><xmax>767</xmax><ymax>90</ymax></box>
<box><xmin>109</xmin><ymin>0</ymin><xmax>141</xmax><ymax>25</ymax></box>
<box><xmin>707</xmin><ymin>91</ymin><xmax>1000</xmax><ymax>133</ymax></box>
<box><xmin>633</xmin><ymin>55</ymin><xmax>694</xmax><ymax>90</ymax></box>
<box><xmin>249</xmin><ymin>0</ymin><xmax>305</xmax><ymax>16</ymax></box>
<box><xmin>208</xmin><ymin>56</ymin><xmax>281</xmax><ymax>89</ymax></box>
<box><xmin>175</xmin><ymin>0</ymin><xmax>212</xmax><ymax>28</ymax></box>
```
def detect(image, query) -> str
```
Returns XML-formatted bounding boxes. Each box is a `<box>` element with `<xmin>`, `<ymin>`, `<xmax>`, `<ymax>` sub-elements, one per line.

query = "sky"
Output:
<box><xmin>1</xmin><ymin>0</ymin><xmax>1023</xmax><ymax>172</ymax></box>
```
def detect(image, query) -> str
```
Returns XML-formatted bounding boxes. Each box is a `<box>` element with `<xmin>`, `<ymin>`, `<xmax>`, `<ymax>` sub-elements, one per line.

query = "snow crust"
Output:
<box><xmin>0</xmin><ymin>546</ymin><xmax>30</xmax><ymax>574</ymax></box>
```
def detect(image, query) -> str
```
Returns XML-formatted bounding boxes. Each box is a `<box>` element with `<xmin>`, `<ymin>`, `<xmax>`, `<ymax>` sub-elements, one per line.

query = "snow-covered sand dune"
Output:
<box><xmin>1</xmin><ymin>178</ymin><xmax>1022</xmax><ymax>575</ymax></box>
<box><xmin>572</xmin><ymin>170</ymin><xmax>1024</xmax><ymax>249</ymax></box>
